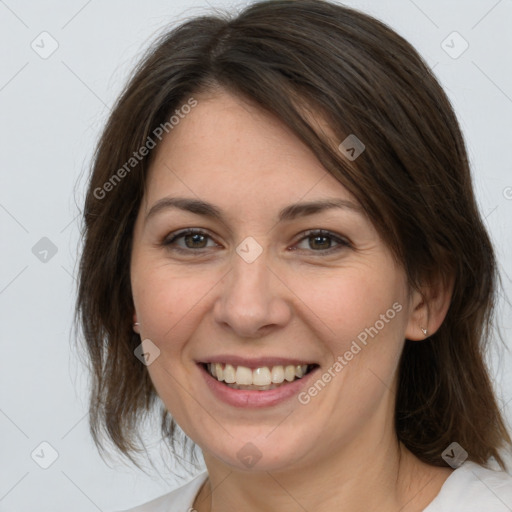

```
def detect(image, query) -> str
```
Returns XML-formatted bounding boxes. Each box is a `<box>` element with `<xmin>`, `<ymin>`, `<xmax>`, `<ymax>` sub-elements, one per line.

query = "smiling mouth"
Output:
<box><xmin>201</xmin><ymin>362</ymin><xmax>319</xmax><ymax>390</ymax></box>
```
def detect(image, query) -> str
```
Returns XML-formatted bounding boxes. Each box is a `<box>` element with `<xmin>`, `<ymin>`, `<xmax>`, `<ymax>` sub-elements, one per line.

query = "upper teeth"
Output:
<box><xmin>207</xmin><ymin>363</ymin><xmax>309</xmax><ymax>386</ymax></box>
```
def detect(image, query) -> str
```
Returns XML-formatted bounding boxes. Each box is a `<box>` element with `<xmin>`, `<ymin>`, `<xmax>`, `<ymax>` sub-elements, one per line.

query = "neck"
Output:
<box><xmin>194</xmin><ymin>432</ymin><xmax>452</xmax><ymax>512</ymax></box>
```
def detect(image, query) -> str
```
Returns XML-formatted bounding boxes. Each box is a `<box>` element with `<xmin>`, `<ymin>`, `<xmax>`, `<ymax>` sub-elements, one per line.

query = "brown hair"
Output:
<box><xmin>75</xmin><ymin>0</ymin><xmax>511</xmax><ymax>473</ymax></box>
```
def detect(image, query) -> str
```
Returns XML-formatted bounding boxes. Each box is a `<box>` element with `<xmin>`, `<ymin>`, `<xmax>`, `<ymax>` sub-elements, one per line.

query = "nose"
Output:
<box><xmin>213</xmin><ymin>248</ymin><xmax>292</xmax><ymax>338</ymax></box>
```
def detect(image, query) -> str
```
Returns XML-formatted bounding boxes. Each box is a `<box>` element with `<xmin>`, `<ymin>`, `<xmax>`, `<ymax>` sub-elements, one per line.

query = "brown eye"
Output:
<box><xmin>162</xmin><ymin>229</ymin><xmax>219</xmax><ymax>253</ymax></box>
<box><xmin>308</xmin><ymin>234</ymin><xmax>332</xmax><ymax>250</ymax></box>
<box><xmin>294</xmin><ymin>229</ymin><xmax>350</xmax><ymax>254</ymax></box>
<box><xmin>182</xmin><ymin>232</ymin><xmax>208</xmax><ymax>249</ymax></box>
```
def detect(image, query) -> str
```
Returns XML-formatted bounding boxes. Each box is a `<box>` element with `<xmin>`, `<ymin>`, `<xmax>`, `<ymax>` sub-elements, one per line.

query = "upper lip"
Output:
<box><xmin>197</xmin><ymin>356</ymin><xmax>318</xmax><ymax>370</ymax></box>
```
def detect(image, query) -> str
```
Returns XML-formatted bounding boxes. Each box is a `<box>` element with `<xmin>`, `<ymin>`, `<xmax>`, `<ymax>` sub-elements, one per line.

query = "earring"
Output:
<box><xmin>133</xmin><ymin>321</ymin><xmax>140</xmax><ymax>333</ymax></box>
<box><xmin>421</xmin><ymin>327</ymin><xmax>428</xmax><ymax>336</ymax></box>
<box><xmin>133</xmin><ymin>322</ymin><xmax>140</xmax><ymax>327</ymax></box>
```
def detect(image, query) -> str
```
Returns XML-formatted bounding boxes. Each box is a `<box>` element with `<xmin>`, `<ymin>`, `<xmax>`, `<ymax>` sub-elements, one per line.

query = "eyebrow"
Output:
<box><xmin>145</xmin><ymin>196</ymin><xmax>363</xmax><ymax>225</ymax></box>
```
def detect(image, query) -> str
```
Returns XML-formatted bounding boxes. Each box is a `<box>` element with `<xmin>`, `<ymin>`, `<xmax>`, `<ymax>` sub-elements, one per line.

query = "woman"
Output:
<box><xmin>75</xmin><ymin>0</ymin><xmax>512</xmax><ymax>510</ymax></box>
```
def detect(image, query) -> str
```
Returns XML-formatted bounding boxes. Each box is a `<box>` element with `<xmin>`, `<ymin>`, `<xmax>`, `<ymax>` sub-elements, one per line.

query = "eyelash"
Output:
<box><xmin>161</xmin><ymin>228</ymin><xmax>351</xmax><ymax>256</ymax></box>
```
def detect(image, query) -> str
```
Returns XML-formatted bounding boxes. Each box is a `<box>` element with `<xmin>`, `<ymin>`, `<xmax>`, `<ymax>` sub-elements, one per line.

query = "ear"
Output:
<box><xmin>404</xmin><ymin>272</ymin><xmax>454</xmax><ymax>340</ymax></box>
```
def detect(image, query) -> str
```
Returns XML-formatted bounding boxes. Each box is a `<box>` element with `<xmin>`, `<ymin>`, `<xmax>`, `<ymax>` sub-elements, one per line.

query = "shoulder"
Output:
<box><xmin>424</xmin><ymin>460</ymin><xmax>512</xmax><ymax>511</ymax></box>
<box><xmin>114</xmin><ymin>471</ymin><xmax>208</xmax><ymax>512</ymax></box>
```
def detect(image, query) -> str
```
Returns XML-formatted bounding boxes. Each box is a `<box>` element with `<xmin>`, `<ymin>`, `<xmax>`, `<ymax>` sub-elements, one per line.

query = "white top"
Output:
<box><xmin>116</xmin><ymin>461</ymin><xmax>512</xmax><ymax>511</ymax></box>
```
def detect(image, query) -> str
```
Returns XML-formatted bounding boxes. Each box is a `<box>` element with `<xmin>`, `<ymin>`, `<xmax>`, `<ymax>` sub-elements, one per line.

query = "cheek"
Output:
<box><xmin>293</xmin><ymin>267</ymin><xmax>402</xmax><ymax>342</ymax></box>
<box><xmin>132</xmin><ymin>262</ymin><xmax>217</xmax><ymax>349</ymax></box>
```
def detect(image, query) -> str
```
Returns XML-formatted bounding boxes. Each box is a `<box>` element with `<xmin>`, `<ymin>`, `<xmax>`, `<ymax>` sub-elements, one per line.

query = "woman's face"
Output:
<box><xmin>130</xmin><ymin>89</ymin><xmax>419</xmax><ymax>472</ymax></box>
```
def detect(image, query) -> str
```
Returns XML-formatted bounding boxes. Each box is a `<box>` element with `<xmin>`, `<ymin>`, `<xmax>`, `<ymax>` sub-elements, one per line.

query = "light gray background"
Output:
<box><xmin>1</xmin><ymin>0</ymin><xmax>511</xmax><ymax>511</ymax></box>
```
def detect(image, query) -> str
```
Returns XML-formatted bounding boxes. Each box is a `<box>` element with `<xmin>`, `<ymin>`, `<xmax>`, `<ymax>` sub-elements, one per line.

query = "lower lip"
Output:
<box><xmin>198</xmin><ymin>363</ymin><xmax>319</xmax><ymax>408</ymax></box>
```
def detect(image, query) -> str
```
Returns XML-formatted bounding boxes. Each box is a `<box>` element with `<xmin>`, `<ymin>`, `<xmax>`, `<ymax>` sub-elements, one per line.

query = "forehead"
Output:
<box><xmin>144</xmin><ymin>90</ymin><xmax>357</xmax><ymax>211</ymax></box>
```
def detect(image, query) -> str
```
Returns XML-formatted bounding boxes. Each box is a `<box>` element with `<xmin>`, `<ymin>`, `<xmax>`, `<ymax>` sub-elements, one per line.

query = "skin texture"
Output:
<box><xmin>130</xmin><ymin>89</ymin><xmax>454</xmax><ymax>512</ymax></box>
